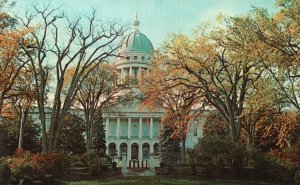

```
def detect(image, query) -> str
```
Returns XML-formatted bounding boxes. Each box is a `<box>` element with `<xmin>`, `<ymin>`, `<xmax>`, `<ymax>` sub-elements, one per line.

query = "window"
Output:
<box><xmin>134</xmin><ymin>56</ymin><xmax>137</xmax><ymax>60</ymax></box>
<box><xmin>141</xmin><ymin>56</ymin><xmax>145</xmax><ymax>61</ymax></box>
<box><xmin>193</xmin><ymin>123</ymin><xmax>198</xmax><ymax>136</ymax></box>
<box><xmin>132</xmin><ymin>124</ymin><xmax>138</xmax><ymax>137</ymax></box>
<box><xmin>127</xmin><ymin>56</ymin><xmax>130</xmax><ymax>60</ymax></box>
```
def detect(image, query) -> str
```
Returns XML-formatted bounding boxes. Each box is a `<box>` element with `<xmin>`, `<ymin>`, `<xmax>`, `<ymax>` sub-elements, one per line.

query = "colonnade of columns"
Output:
<box><xmin>105</xmin><ymin>117</ymin><xmax>154</xmax><ymax>139</ymax></box>
<box><xmin>119</xmin><ymin>67</ymin><xmax>150</xmax><ymax>82</ymax></box>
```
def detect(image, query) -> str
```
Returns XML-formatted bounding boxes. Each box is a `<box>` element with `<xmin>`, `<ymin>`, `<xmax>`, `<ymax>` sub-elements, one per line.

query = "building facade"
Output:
<box><xmin>25</xmin><ymin>16</ymin><xmax>203</xmax><ymax>168</ymax></box>
<box><xmin>103</xmin><ymin>16</ymin><xmax>202</xmax><ymax>167</ymax></box>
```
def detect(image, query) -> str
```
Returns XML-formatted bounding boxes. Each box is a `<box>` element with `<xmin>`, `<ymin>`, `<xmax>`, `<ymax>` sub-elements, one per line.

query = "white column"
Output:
<box><xmin>150</xmin><ymin>143</ymin><xmax>153</xmax><ymax>154</ymax></box>
<box><xmin>139</xmin><ymin>144</ymin><xmax>143</xmax><ymax>161</ymax></box>
<box><xmin>138</xmin><ymin>67</ymin><xmax>142</xmax><ymax>82</ymax></box>
<box><xmin>121</xmin><ymin>68</ymin><xmax>124</xmax><ymax>82</ymax></box>
<box><xmin>150</xmin><ymin>117</ymin><xmax>153</xmax><ymax>139</ymax></box>
<box><xmin>139</xmin><ymin>117</ymin><xmax>142</xmax><ymax>139</ymax></box>
<box><xmin>129</xmin><ymin>67</ymin><xmax>132</xmax><ymax>76</ymax></box>
<box><xmin>127</xmin><ymin>146</ymin><xmax>132</xmax><ymax>166</ymax></box>
<box><xmin>117</xmin><ymin>118</ymin><xmax>120</xmax><ymax>139</ymax></box>
<box><xmin>105</xmin><ymin>118</ymin><xmax>109</xmax><ymax>138</ymax></box>
<box><xmin>128</xmin><ymin>118</ymin><xmax>131</xmax><ymax>139</ymax></box>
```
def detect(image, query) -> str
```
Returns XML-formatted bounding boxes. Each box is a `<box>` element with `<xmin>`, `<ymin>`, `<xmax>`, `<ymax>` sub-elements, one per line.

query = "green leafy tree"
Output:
<box><xmin>57</xmin><ymin>113</ymin><xmax>86</xmax><ymax>155</ymax></box>
<box><xmin>191</xmin><ymin>135</ymin><xmax>245</xmax><ymax>176</ymax></box>
<box><xmin>159</xmin><ymin>126</ymin><xmax>181</xmax><ymax>168</ymax></box>
<box><xmin>2</xmin><ymin>117</ymin><xmax>40</xmax><ymax>154</ymax></box>
<box><xmin>91</xmin><ymin>115</ymin><xmax>106</xmax><ymax>156</ymax></box>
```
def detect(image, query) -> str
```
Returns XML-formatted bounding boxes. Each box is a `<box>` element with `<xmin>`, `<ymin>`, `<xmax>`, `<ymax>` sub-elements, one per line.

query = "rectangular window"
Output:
<box><xmin>120</xmin><ymin>120</ymin><xmax>128</xmax><ymax>137</ymax></box>
<box><xmin>193</xmin><ymin>123</ymin><xmax>198</xmax><ymax>136</ymax></box>
<box><xmin>134</xmin><ymin>56</ymin><xmax>138</xmax><ymax>60</ymax></box>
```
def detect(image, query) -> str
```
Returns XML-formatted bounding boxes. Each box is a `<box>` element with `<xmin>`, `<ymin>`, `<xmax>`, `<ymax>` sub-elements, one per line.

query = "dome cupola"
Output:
<box><xmin>119</xmin><ymin>14</ymin><xmax>153</xmax><ymax>56</ymax></box>
<box><xmin>114</xmin><ymin>14</ymin><xmax>153</xmax><ymax>85</ymax></box>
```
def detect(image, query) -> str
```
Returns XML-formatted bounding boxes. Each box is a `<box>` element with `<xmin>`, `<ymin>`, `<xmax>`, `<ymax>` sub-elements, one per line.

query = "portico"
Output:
<box><xmin>104</xmin><ymin>15</ymin><xmax>161</xmax><ymax>168</ymax></box>
<box><xmin>105</xmin><ymin>113</ymin><xmax>161</xmax><ymax>167</ymax></box>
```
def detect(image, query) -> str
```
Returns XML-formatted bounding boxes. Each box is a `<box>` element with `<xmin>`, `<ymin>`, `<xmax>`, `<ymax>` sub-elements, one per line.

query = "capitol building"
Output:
<box><xmin>103</xmin><ymin>16</ymin><xmax>203</xmax><ymax>167</ymax></box>
<box><xmin>26</xmin><ymin>16</ymin><xmax>203</xmax><ymax>168</ymax></box>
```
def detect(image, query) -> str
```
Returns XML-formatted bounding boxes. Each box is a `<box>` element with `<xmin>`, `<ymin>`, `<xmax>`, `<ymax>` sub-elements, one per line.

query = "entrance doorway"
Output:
<box><xmin>131</xmin><ymin>143</ymin><xmax>139</xmax><ymax>160</ymax></box>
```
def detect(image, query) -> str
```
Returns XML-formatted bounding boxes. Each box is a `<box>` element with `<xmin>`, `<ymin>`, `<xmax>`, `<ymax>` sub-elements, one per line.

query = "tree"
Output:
<box><xmin>0</xmin><ymin>1</ymin><xmax>35</xmax><ymax>156</ymax></box>
<box><xmin>241</xmin><ymin>77</ymin><xmax>282</xmax><ymax>146</ymax></box>
<box><xmin>91</xmin><ymin>116</ymin><xmax>106</xmax><ymax>156</ymax></box>
<box><xmin>276</xmin><ymin>112</ymin><xmax>300</xmax><ymax>150</ymax></box>
<box><xmin>161</xmin><ymin>12</ymin><xmax>269</xmax><ymax>142</ymax></box>
<box><xmin>202</xmin><ymin>111</ymin><xmax>228</xmax><ymax>137</ymax></box>
<box><xmin>253</xmin><ymin>110</ymin><xmax>300</xmax><ymax>152</ymax></box>
<box><xmin>140</xmin><ymin>60</ymin><xmax>204</xmax><ymax>164</ymax></box>
<box><xmin>0</xmin><ymin>1</ymin><xmax>32</xmax><ymax>114</ymax></box>
<box><xmin>73</xmin><ymin>63</ymin><xmax>132</xmax><ymax>150</ymax></box>
<box><xmin>159</xmin><ymin>126</ymin><xmax>181</xmax><ymax>168</ymax></box>
<box><xmin>191</xmin><ymin>134</ymin><xmax>244</xmax><ymax>176</ymax></box>
<box><xmin>57</xmin><ymin>113</ymin><xmax>86</xmax><ymax>155</ymax></box>
<box><xmin>18</xmin><ymin>5</ymin><xmax>126</xmax><ymax>152</ymax></box>
<box><xmin>1</xmin><ymin>115</ymin><xmax>40</xmax><ymax>155</ymax></box>
<box><xmin>244</xmin><ymin>0</ymin><xmax>300</xmax><ymax>111</ymax></box>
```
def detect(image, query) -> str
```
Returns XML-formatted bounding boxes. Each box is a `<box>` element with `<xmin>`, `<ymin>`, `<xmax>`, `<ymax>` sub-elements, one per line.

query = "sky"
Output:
<box><xmin>13</xmin><ymin>0</ymin><xmax>278</xmax><ymax>49</ymax></box>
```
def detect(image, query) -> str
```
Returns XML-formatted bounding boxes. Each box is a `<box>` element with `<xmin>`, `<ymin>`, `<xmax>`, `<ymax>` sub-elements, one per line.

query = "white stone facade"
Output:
<box><xmin>104</xmin><ymin>16</ymin><xmax>203</xmax><ymax>168</ymax></box>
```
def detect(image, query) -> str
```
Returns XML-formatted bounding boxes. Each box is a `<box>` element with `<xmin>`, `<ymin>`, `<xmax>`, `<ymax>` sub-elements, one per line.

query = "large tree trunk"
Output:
<box><xmin>37</xmin><ymin>92</ymin><xmax>48</xmax><ymax>153</ymax></box>
<box><xmin>0</xmin><ymin>96</ymin><xmax>4</xmax><ymax>114</ymax></box>
<box><xmin>18</xmin><ymin>109</ymin><xmax>25</xmax><ymax>148</ymax></box>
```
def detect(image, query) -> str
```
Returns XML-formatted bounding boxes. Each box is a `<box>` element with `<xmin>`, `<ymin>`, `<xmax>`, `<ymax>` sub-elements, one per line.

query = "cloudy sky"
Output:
<box><xmin>14</xmin><ymin>0</ymin><xmax>277</xmax><ymax>49</ymax></box>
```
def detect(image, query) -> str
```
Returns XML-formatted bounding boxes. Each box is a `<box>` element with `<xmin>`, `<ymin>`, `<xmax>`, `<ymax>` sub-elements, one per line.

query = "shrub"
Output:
<box><xmin>8</xmin><ymin>149</ymin><xmax>39</xmax><ymax>184</ymax></box>
<box><xmin>0</xmin><ymin>158</ymin><xmax>10</xmax><ymax>185</ymax></box>
<box><xmin>6</xmin><ymin>149</ymin><xmax>70</xmax><ymax>184</ymax></box>
<box><xmin>189</xmin><ymin>135</ymin><xmax>245</xmax><ymax>177</ymax></box>
<box><xmin>83</xmin><ymin>150</ymin><xmax>110</xmax><ymax>176</ymax></box>
<box><xmin>112</xmin><ymin>161</ymin><xmax>117</xmax><ymax>170</ymax></box>
<box><xmin>244</xmin><ymin>147</ymin><xmax>296</xmax><ymax>183</ymax></box>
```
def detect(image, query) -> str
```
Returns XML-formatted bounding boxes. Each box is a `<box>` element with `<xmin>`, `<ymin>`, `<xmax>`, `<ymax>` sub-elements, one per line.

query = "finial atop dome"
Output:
<box><xmin>132</xmin><ymin>11</ymin><xmax>140</xmax><ymax>31</ymax></box>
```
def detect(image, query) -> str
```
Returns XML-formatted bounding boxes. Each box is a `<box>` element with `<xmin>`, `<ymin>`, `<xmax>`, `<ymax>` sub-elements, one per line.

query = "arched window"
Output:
<box><xmin>120</xmin><ymin>143</ymin><xmax>127</xmax><ymax>154</ymax></box>
<box><xmin>131</xmin><ymin>143</ymin><xmax>139</xmax><ymax>160</ymax></box>
<box><xmin>142</xmin><ymin>143</ymin><xmax>150</xmax><ymax>159</ymax></box>
<box><xmin>108</xmin><ymin>143</ymin><xmax>117</xmax><ymax>156</ymax></box>
<box><xmin>153</xmin><ymin>143</ymin><xmax>159</xmax><ymax>156</ymax></box>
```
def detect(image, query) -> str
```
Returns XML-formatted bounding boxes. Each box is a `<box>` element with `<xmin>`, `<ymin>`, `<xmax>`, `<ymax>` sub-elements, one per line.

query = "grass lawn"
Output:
<box><xmin>61</xmin><ymin>176</ymin><xmax>281</xmax><ymax>185</ymax></box>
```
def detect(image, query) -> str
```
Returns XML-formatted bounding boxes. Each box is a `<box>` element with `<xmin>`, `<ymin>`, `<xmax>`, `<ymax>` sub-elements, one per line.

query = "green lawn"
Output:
<box><xmin>61</xmin><ymin>176</ymin><xmax>280</xmax><ymax>185</ymax></box>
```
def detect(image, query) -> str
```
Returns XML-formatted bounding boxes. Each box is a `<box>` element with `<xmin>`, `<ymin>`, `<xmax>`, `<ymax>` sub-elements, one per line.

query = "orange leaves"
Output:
<box><xmin>276</xmin><ymin>112</ymin><xmax>299</xmax><ymax>150</ymax></box>
<box><xmin>0</xmin><ymin>28</ymin><xmax>32</xmax><ymax>61</ymax></box>
<box><xmin>257</xmin><ymin>111</ymin><xmax>300</xmax><ymax>151</ymax></box>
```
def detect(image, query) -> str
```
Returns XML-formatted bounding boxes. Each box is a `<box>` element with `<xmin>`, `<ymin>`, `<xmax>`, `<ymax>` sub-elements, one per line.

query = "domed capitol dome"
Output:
<box><xmin>115</xmin><ymin>14</ymin><xmax>154</xmax><ymax>82</ymax></box>
<box><xmin>119</xmin><ymin>21</ymin><xmax>153</xmax><ymax>56</ymax></box>
<box><xmin>119</xmin><ymin>15</ymin><xmax>153</xmax><ymax>57</ymax></box>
